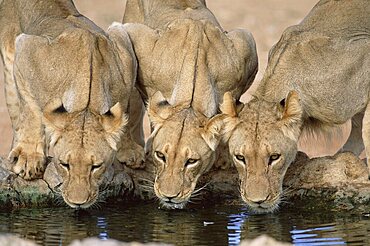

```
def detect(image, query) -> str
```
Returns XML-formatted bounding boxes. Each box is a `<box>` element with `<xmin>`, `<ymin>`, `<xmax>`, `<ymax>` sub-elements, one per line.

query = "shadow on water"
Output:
<box><xmin>0</xmin><ymin>201</ymin><xmax>369</xmax><ymax>245</ymax></box>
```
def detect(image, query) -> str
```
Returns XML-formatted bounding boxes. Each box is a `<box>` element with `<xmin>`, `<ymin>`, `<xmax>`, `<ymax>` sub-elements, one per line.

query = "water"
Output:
<box><xmin>0</xmin><ymin>201</ymin><xmax>369</xmax><ymax>245</ymax></box>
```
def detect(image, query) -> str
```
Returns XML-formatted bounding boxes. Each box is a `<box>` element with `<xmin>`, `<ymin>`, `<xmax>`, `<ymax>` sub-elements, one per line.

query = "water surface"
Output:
<box><xmin>0</xmin><ymin>201</ymin><xmax>369</xmax><ymax>245</ymax></box>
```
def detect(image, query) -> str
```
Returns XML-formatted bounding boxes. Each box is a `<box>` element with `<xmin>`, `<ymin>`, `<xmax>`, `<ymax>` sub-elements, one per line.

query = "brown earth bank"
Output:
<box><xmin>0</xmin><ymin>0</ymin><xmax>350</xmax><ymax>159</ymax></box>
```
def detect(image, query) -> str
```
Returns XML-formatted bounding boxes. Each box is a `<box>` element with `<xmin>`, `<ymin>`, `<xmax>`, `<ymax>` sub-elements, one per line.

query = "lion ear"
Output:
<box><xmin>148</xmin><ymin>91</ymin><xmax>174</xmax><ymax>126</ymax></box>
<box><xmin>101</xmin><ymin>102</ymin><xmax>128</xmax><ymax>151</ymax></box>
<box><xmin>219</xmin><ymin>92</ymin><xmax>242</xmax><ymax>142</ymax></box>
<box><xmin>43</xmin><ymin>98</ymin><xmax>68</xmax><ymax>147</ymax></box>
<box><xmin>201</xmin><ymin>114</ymin><xmax>225</xmax><ymax>151</ymax></box>
<box><xmin>279</xmin><ymin>90</ymin><xmax>303</xmax><ymax>141</ymax></box>
<box><xmin>220</xmin><ymin>92</ymin><xmax>238</xmax><ymax>117</ymax></box>
<box><xmin>281</xmin><ymin>91</ymin><xmax>302</xmax><ymax>120</ymax></box>
<box><xmin>43</xmin><ymin>98</ymin><xmax>68</xmax><ymax>126</ymax></box>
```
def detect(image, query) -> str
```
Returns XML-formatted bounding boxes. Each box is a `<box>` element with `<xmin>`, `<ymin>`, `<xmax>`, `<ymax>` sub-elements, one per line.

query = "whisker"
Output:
<box><xmin>189</xmin><ymin>196</ymin><xmax>203</xmax><ymax>202</ymax></box>
<box><xmin>192</xmin><ymin>182</ymin><xmax>210</xmax><ymax>194</ymax></box>
<box><xmin>190</xmin><ymin>193</ymin><xmax>203</xmax><ymax>198</ymax></box>
<box><xmin>53</xmin><ymin>193</ymin><xmax>68</xmax><ymax>207</ymax></box>
<box><xmin>95</xmin><ymin>202</ymin><xmax>102</xmax><ymax>210</ymax></box>
<box><xmin>188</xmin><ymin>198</ymin><xmax>201</xmax><ymax>204</ymax></box>
<box><xmin>282</xmin><ymin>185</ymin><xmax>295</xmax><ymax>195</ymax></box>
<box><xmin>279</xmin><ymin>200</ymin><xmax>292</xmax><ymax>205</ymax></box>
<box><xmin>139</xmin><ymin>184</ymin><xmax>154</xmax><ymax>189</ymax></box>
<box><xmin>138</xmin><ymin>178</ymin><xmax>155</xmax><ymax>184</ymax></box>
<box><xmin>282</xmin><ymin>189</ymin><xmax>295</xmax><ymax>197</ymax></box>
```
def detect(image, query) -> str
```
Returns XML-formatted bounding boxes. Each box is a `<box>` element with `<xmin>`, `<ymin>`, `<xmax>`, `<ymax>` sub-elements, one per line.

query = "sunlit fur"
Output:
<box><xmin>222</xmin><ymin>93</ymin><xmax>302</xmax><ymax>213</ymax></box>
<box><xmin>149</xmin><ymin>108</ymin><xmax>221</xmax><ymax>210</ymax></box>
<box><xmin>0</xmin><ymin>0</ymin><xmax>140</xmax><ymax>208</ymax></box>
<box><xmin>222</xmin><ymin>0</ymin><xmax>370</xmax><ymax>212</ymax></box>
<box><xmin>121</xmin><ymin>0</ymin><xmax>258</xmax><ymax>209</ymax></box>
<box><xmin>154</xmin><ymin>177</ymin><xmax>209</xmax><ymax>210</ymax></box>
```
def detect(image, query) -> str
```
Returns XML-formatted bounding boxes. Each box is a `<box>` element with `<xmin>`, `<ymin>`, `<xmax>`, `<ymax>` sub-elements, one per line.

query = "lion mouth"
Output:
<box><xmin>61</xmin><ymin>191</ymin><xmax>99</xmax><ymax>209</ymax></box>
<box><xmin>64</xmin><ymin>198</ymin><xmax>97</xmax><ymax>209</ymax></box>
<box><xmin>246</xmin><ymin>203</ymin><xmax>280</xmax><ymax>214</ymax></box>
<box><xmin>242</xmin><ymin>197</ymin><xmax>281</xmax><ymax>214</ymax></box>
<box><xmin>159</xmin><ymin>200</ymin><xmax>188</xmax><ymax>210</ymax></box>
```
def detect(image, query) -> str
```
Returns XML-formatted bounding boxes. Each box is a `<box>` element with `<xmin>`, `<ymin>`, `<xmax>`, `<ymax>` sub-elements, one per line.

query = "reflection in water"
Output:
<box><xmin>0</xmin><ymin>202</ymin><xmax>369</xmax><ymax>245</ymax></box>
<box><xmin>291</xmin><ymin>225</ymin><xmax>346</xmax><ymax>245</ymax></box>
<box><xmin>227</xmin><ymin>209</ymin><xmax>249</xmax><ymax>245</ymax></box>
<box><xmin>97</xmin><ymin>217</ymin><xmax>108</xmax><ymax>240</ymax></box>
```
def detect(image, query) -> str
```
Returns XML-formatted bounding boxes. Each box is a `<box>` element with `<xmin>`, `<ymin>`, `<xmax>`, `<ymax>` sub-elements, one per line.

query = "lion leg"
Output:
<box><xmin>1</xmin><ymin>38</ymin><xmax>20</xmax><ymax>148</ymax></box>
<box><xmin>9</xmin><ymin>101</ymin><xmax>47</xmax><ymax>180</ymax></box>
<box><xmin>340</xmin><ymin>112</ymin><xmax>364</xmax><ymax>156</ymax></box>
<box><xmin>116</xmin><ymin>88</ymin><xmax>145</xmax><ymax>169</ymax></box>
<box><xmin>362</xmin><ymin>104</ymin><xmax>370</xmax><ymax>179</ymax></box>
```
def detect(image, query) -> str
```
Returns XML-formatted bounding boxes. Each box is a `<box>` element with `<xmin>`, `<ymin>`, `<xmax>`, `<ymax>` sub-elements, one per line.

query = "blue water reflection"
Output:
<box><xmin>227</xmin><ymin>208</ymin><xmax>249</xmax><ymax>245</ymax></box>
<box><xmin>97</xmin><ymin>217</ymin><xmax>109</xmax><ymax>240</ymax></box>
<box><xmin>291</xmin><ymin>225</ymin><xmax>346</xmax><ymax>245</ymax></box>
<box><xmin>225</xmin><ymin>208</ymin><xmax>350</xmax><ymax>246</ymax></box>
<box><xmin>0</xmin><ymin>203</ymin><xmax>368</xmax><ymax>245</ymax></box>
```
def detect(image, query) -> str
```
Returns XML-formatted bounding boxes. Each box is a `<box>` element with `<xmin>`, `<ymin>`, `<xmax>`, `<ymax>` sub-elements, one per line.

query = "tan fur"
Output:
<box><xmin>222</xmin><ymin>0</ymin><xmax>370</xmax><ymax>213</ymax></box>
<box><xmin>0</xmin><ymin>0</ymin><xmax>144</xmax><ymax>208</ymax></box>
<box><xmin>121</xmin><ymin>0</ymin><xmax>258</xmax><ymax>209</ymax></box>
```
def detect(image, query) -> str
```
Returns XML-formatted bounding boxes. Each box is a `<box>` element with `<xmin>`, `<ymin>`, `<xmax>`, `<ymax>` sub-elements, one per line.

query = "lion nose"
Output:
<box><xmin>67</xmin><ymin>189</ymin><xmax>89</xmax><ymax>207</ymax></box>
<box><xmin>68</xmin><ymin>198</ymin><xmax>88</xmax><ymax>207</ymax></box>
<box><xmin>254</xmin><ymin>199</ymin><xmax>266</xmax><ymax>205</ymax></box>
<box><xmin>251</xmin><ymin>194</ymin><xmax>270</xmax><ymax>204</ymax></box>
<box><xmin>165</xmin><ymin>195</ymin><xmax>177</xmax><ymax>201</ymax></box>
<box><xmin>163</xmin><ymin>192</ymin><xmax>181</xmax><ymax>201</ymax></box>
<box><xmin>71</xmin><ymin>202</ymin><xmax>85</xmax><ymax>208</ymax></box>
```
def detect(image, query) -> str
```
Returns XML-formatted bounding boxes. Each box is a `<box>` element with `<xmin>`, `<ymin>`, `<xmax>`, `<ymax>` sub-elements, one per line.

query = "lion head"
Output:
<box><xmin>147</xmin><ymin>92</ymin><xmax>223</xmax><ymax>209</ymax></box>
<box><xmin>221</xmin><ymin>91</ymin><xmax>303</xmax><ymax>213</ymax></box>
<box><xmin>44</xmin><ymin>100</ymin><xmax>128</xmax><ymax>208</ymax></box>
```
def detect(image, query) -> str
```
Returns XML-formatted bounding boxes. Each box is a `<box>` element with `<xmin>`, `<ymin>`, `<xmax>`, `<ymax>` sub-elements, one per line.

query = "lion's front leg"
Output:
<box><xmin>9</xmin><ymin>103</ymin><xmax>47</xmax><ymax>180</ymax></box>
<box><xmin>362</xmin><ymin>103</ymin><xmax>370</xmax><ymax>179</ymax></box>
<box><xmin>116</xmin><ymin>133</ymin><xmax>145</xmax><ymax>169</ymax></box>
<box><xmin>116</xmin><ymin>88</ymin><xmax>145</xmax><ymax>169</ymax></box>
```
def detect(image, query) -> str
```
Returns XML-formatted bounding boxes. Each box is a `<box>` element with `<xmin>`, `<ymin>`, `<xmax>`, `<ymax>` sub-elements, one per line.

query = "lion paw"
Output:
<box><xmin>8</xmin><ymin>144</ymin><xmax>47</xmax><ymax>180</ymax></box>
<box><xmin>116</xmin><ymin>142</ymin><xmax>145</xmax><ymax>169</ymax></box>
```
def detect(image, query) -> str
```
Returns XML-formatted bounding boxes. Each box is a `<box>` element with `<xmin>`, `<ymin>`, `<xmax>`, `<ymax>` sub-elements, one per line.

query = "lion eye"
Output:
<box><xmin>235</xmin><ymin>154</ymin><xmax>246</xmax><ymax>164</ymax></box>
<box><xmin>60</xmin><ymin>161</ymin><xmax>70</xmax><ymax>170</ymax></box>
<box><xmin>185</xmin><ymin>158</ymin><xmax>198</xmax><ymax>167</ymax></box>
<box><xmin>155</xmin><ymin>151</ymin><xmax>166</xmax><ymax>162</ymax></box>
<box><xmin>268</xmin><ymin>153</ymin><xmax>281</xmax><ymax>165</ymax></box>
<box><xmin>91</xmin><ymin>163</ymin><xmax>103</xmax><ymax>171</ymax></box>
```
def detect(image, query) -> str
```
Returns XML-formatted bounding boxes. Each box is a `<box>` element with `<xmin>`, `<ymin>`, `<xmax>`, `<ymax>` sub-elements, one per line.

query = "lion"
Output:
<box><xmin>0</xmin><ymin>0</ymin><xmax>145</xmax><ymax>208</ymax></box>
<box><xmin>119</xmin><ymin>0</ymin><xmax>258</xmax><ymax>209</ymax></box>
<box><xmin>221</xmin><ymin>0</ymin><xmax>370</xmax><ymax>213</ymax></box>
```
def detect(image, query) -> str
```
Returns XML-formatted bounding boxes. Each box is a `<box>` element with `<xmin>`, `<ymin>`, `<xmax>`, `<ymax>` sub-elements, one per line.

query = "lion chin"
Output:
<box><xmin>243</xmin><ymin>199</ymin><xmax>281</xmax><ymax>214</ymax></box>
<box><xmin>62</xmin><ymin>192</ymin><xmax>99</xmax><ymax>209</ymax></box>
<box><xmin>64</xmin><ymin>199</ymin><xmax>98</xmax><ymax>210</ymax></box>
<box><xmin>159</xmin><ymin>200</ymin><xmax>188</xmax><ymax>210</ymax></box>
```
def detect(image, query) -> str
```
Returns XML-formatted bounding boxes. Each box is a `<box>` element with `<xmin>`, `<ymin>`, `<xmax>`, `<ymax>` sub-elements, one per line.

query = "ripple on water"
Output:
<box><xmin>0</xmin><ymin>202</ymin><xmax>369</xmax><ymax>246</ymax></box>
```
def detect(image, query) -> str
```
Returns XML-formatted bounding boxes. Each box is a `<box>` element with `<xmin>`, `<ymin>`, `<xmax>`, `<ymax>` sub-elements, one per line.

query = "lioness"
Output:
<box><xmin>222</xmin><ymin>0</ymin><xmax>370</xmax><ymax>213</ymax></box>
<box><xmin>0</xmin><ymin>0</ymin><xmax>145</xmax><ymax>208</ymax></box>
<box><xmin>120</xmin><ymin>0</ymin><xmax>258</xmax><ymax>209</ymax></box>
